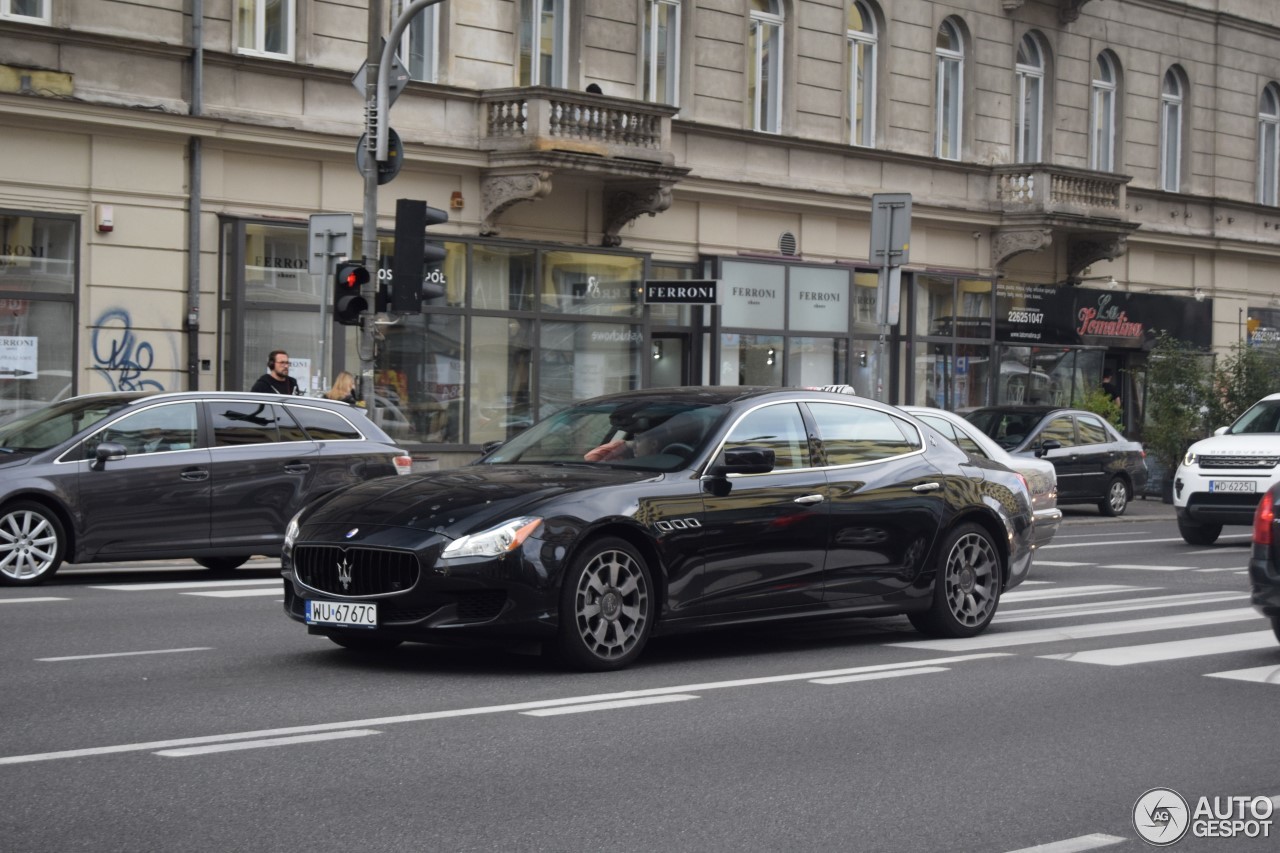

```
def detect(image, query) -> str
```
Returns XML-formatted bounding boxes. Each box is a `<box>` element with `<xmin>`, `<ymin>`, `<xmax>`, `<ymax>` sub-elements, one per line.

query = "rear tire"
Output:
<box><xmin>909</xmin><ymin>523</ymin><xmax>1002</xmax><ymax>638</ymax></box>
<box><xmin>1178</xmin><ymin>520</ymin><xmax>1222</xmax><ymax>546</ymax></box>
<box><xmin>1098</xmin><ymin>477</ymin><xmax>1129</xmax><ymax>516</ymax></box>
<box><xmin>0</xmin><ymin>501</ymin><xmax>66</xmax><ymax>586</ymax></box>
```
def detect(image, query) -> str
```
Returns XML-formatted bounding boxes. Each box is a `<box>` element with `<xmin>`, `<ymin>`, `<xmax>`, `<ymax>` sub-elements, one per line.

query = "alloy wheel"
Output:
<box><xmin>942</xmin><ymin>531</ymin><xmax>1000</xmax><ymax>628</ymax></box>
<box><xmin>572</xmin><ymin>547</ymin><xmax>651</xmax><ymax>662</ymax></box>
<box><xmin>0</xmin><ymin>506</ymin><xmax>62</xmax><ymax>584</ymax></box>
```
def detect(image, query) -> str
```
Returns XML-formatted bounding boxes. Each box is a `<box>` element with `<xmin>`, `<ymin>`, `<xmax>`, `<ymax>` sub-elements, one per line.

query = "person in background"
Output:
<box><xmin>251</xmin><ymin>350</ymin><xmax>301</xmax><ymax>395</ymax></box>
<box><xmin>1102</xmin><ymin>370</ymin><xmax>1120</xmax><ymax>404</ymax></box>
<box><xmin>326</xmin><ymin>371</ymin><xmax>359</xmax><ymax>406</ymax></box>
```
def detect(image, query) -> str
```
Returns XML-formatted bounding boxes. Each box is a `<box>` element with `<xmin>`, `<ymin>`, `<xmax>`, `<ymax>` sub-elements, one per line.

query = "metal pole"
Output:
<box><xmin>360</xmin><ymin>0</ymin><xmax>384</xmax><ymax>399</ymax></box>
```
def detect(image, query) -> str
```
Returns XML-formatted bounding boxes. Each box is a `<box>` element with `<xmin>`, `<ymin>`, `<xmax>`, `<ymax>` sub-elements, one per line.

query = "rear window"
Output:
<box><xmin>287</xmin><ymin>405</ymin><xmax>363</xmax><ymax>441</ymax></box>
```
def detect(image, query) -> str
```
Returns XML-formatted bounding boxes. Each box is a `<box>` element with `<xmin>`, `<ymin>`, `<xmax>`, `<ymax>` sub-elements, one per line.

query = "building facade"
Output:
<box><xmin>2</xmin><ymin>0</ymin><xmax>1280</xmax><ymax>467</ymax></box>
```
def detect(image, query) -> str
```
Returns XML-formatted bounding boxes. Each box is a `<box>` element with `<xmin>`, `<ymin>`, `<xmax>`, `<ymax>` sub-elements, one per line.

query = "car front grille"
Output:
<box><xmin>1199</xmin><ymin>455</ymin><xmax>1280</xmax><ymax>470</ymax></box>
<box><xmin>293</xmin><ymin>545</ymin><xmax>419</xmax><ymax>596</ymax></box>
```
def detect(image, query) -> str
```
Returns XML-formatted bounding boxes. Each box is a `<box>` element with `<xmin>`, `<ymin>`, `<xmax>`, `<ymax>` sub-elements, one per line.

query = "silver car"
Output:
<box><xmin>902</xmin><ymin>405</ymin><xmax>1062</xmax><ymax>550</ymax></box>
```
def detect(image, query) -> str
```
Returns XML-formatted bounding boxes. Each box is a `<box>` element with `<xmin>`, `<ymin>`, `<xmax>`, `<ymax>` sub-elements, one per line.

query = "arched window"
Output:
<box><xmin>1259</xmin><ymin>84</ymin><xmax>1280</xmax><ymax>206</ymax></box>
<box><xmin>1014</xmin><ymin>32</ymin><xmax>1045</xmax><ymax>163</ymax></box>
<box><xmin>644</xmin><ymin>0</ymin><xmax>681</xmax><ymax>105</ymax></box>
<box><xmin>398</xmin><ymin>0</ymin><xmax>439</xmax><ymax>83</ymax></box>
<box><xmin>935</xmin><ymin>18</ymin><xmax>964</xmax><ymax>160</ymax></box>
<box><xmin>1161</xmin><ymin>67</ymin><xmax>1186</xmax><ymax>192</ymax></box>
<box><xmin>749</xmin><ymin>0</ymin><xmax>784</xmax><ymax>133</ymax></box>
<box><xmin>847</xmin><ymin>1</ymin><xmax>878</xmax><ymax>147</ymax></box>
<box><xmin>520</xmin><ymin>0</ymin><xmax>568</xmax><ymax>87</ymax></box>
<box><xmin>1090</xmin><ymin>52</ymin><xmax>1118</xmax><ymax>172</ymax></box>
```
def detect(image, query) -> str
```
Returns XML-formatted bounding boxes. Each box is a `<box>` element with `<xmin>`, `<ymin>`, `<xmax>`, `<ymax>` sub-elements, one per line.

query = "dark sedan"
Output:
<box><xmin>965</xmin><ymin>405</ymin><xmax>1148</xmax><ymax>516</ymax></box>
<box><xmin>283</xmin><ymin>387</ymin><xmax>1035</xmax><ymax>670</ymax></box>
<box><xmin>1249</xmin><ymin>483</ymin><xmax>1280</xmax><ymax>644</ymax></box>
<box><xmin>0</xmin><ymin>391</ymin><xmax>410</xmax><ymax>585</ymax></box>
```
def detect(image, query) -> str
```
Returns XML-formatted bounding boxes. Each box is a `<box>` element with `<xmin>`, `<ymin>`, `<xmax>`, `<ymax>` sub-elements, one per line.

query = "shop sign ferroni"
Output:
<box><xmin>643</xmin><ymin>280</ymin><xmax>721</xmax><ymax>305</ymax></box>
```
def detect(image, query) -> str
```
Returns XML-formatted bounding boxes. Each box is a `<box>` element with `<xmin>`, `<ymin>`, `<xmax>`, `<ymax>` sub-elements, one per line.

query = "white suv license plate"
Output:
<box><xmin>306</xmin><ymin>600</ymin><xmax>377</xmax><ymax>628</ymax></box>
<box><xmin>1209</xmin><ymin>480</ymin><xmax>1255</xmax><ymax>493</ymax></box>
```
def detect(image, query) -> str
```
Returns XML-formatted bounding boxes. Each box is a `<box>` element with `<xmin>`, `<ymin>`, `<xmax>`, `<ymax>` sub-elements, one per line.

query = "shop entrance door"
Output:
<box><xmin>650</xmin><ymin>334</ymin><xmax>691</xmax><ymax>387</ymax></box>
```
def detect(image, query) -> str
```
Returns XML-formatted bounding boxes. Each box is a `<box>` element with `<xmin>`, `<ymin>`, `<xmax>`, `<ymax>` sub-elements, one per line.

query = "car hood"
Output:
<box><xmin>1187</xmin><ymin>433</ymin><xmax>1280</xmax><ymax>457</ymax></box>
<box><xmin>0</xmin><ymin>453</ymin><xmax>34</xmax><ymax>470</ymax></box>
<box><xmin>302</xmin><ymin>464</ymin><xmax>657</xmax><ymax>537</ymax></box>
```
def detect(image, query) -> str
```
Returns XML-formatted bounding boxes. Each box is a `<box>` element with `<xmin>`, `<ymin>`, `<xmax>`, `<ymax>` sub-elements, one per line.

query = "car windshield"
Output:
<box><xmin>479</xmin><ymin>399</ymin><xmax>730</xmax><ymax>472</ymax></box>
<box><xmin>1229</xmin><ymin>399</ymin><xmax>1280</xmax><ymax>434</ymax></box>
<box><xmin>0</xmin><ymin>396</ymin><xmax>138</xmax><ymax>454</ymax></box>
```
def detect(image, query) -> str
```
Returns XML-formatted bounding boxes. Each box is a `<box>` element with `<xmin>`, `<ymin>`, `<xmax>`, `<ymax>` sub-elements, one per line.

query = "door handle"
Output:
<box><xmin>284</xmin><ymin>463</ymin><xmax>311</xmax><ymax>474</ymax></box>
<box><xmin>793</xmin><ymin>494</ymin><xmax>825</xmax><ymax>505</ymax></box>
<box><xmin>180</xmin><ymin>468</ymin><xmax>209</xmax><ymax>482</ymax></box>
<box><xmin>912</xmin><ymin>482</ymin><xmax>942</xmax><ymax>492</ymax></box>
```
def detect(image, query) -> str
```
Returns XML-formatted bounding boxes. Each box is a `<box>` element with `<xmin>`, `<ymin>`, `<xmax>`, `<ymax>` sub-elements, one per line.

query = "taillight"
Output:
<box><xmin>392</xmin><ymin>453</ymin><xmax>413</xmax><ymax>476</ymax></box>
<box><xmin>1253</xmin><ymin>489</ymin><xmax>1275</xmax><ymax>546</ymax></box>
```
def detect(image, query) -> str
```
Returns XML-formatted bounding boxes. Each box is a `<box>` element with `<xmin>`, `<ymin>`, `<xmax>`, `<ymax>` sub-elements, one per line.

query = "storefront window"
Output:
<box><xmin>244</xmin><ymin>224</ymin><xmax>320</xmax><ymax>305</ymax></box>
<box><xmin>472</xmin><ymin>245</ymin><xmax>536</xmax><ymax>311</ymax></box>
<box><xmin>541</xmin><ymin>320</ymin><xmax>641</xmax><ymax>415</ymax></box>
<box><xmin>471</xmin><ymin>315</ymin><xmax>534</xmax><ymax>446</ymax></box>
<box><xmin>541</xmin><ymin>251</ymin><xmax>643</xmax><ymax>317</ymax></box>
<box><xmin>916</xmin><ymin>342</ymin><xmax>990</xmax><ymax>409</ymax></box>
<box><xmin>788</xmin><ymin>267</ymin><xmax>848</xmax><ymax>333</ymax></box>
<box><xmin>852</xmin><ymin>270</ymin><xmax>880</xmax><ymax>332</ymax></box>
<box><xmin>721</xmin><ymin>261</ymin><xmax>785</xmax><ymax>328</ymax></box>
<box><xmin>786</xmin><ymin>337</ymin><xmax>847</xmax><ymax>387</ymax></box>
<box><xmin>1</xmin><ymin>212</ymin><xmax>77</xmax><ymax>415</ymax></box>
<box><xmin>722</xmin><ymin>333</ymin><xmax>783</xmax><ymax>385</ymax></box>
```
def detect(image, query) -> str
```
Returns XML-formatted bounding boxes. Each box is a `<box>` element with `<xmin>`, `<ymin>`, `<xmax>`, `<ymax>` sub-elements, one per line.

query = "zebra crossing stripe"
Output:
<box><xmin>1003</xmin><ymin>584</ymin><xmax>1145</xmax><ymax>603</ymax></box>
<box><xmin>1099</xmin><ymin>564</ymin><xmax>1193</xmax><ymax>572</ymax></box>
<box><xmin>1041</xmin><ymin>630</ymin><xmax>1276</xmax><ymax>666</ymax></box>
<box><xmin>997</xmin><ymin>591</ymin><xmax>1247</xmax><ymax>623</ymax></box>
<box><xmin>1204</xmin><ymin>664</ymin><xmax>1280</xmax><ymax>684</ymax></box>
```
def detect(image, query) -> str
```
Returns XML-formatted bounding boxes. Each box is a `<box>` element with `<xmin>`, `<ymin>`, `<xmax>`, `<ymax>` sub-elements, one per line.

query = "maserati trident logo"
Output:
<box><xmin>336</xmin><ymin>553</ymin><xmax>353</xmax><ymax>591</ymax></box>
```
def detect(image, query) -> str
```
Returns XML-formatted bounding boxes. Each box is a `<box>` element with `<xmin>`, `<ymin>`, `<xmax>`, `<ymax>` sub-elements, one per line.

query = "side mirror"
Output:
<box><xmin>1214</xmin><ymin>426</ymin><xmax>1229</xmax><ymax>436</ymax></box>
<box><xmin>1035</xmin><ymin>438</ymin><xmax>1062</xmax><ymax>458</ymax></box>
<box><xmin>706</xmin><ymin>445</ymin><xmax>776</xmax><ymax>477</ymax></box>
<box><xmin>91</xmin><ymin>441</ymin><xmax>128</xmax><ymax>471</ymax></box>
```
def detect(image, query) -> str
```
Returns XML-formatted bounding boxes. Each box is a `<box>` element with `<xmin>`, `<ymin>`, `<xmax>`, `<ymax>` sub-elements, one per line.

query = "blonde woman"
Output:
<box><xmin>326</xmin><ymin>371</ymin><xmax>358</xmax><ymax>406</ymax></box>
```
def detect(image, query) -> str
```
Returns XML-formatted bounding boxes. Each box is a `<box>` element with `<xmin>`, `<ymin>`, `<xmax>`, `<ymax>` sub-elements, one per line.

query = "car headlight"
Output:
<box><xmin>441</xmin><ymin>516</ymin><xmax>543</xmax><ymax>559</ymax></box>
<box><xmin>1183</xmin><ymin>449</ymin><xmax>1198</xmax><ymax>466</ymax></box>
<box><xmin>283</xmin><ymin>512</ymin><xmax>303</xmax><ymax>551</ymax></box>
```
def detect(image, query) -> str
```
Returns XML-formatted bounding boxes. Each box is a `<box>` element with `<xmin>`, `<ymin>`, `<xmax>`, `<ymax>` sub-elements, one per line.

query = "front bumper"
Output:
<box><xmin>1173</xmin><ymin>465</ymin><xmax>1275</xmax><ymax>527</ymax></box>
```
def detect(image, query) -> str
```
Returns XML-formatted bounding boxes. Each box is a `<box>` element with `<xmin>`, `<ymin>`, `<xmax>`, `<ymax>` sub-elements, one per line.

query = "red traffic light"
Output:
<box><xmin>333</xmin><ymin>262</ymin><xmax>370</xmax><ymax>325</ymax></box>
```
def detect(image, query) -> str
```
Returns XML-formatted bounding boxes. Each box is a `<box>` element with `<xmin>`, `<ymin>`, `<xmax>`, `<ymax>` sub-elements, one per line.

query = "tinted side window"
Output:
<box><xmin>809</xmin><ymin>402</ymin><xmax>921</xmax><ymax>465</ymax></box>
<box><xmin>209</xmin><ymin>401</ymin><xmax>285</xmax><ymax>446</ymax></box>
<box><xmin>1039</xmin><ymin>416</ymin><xmax>1076</xmax><ymax>447</ymax></box>
<box><xmin>723</xmin><ymin>403</ymin><xmax>811</xmax><ymax>469</ymax></box>
<box><xmin>95</xmin><ymin>402</ymin><xmax>199</xmax><ymax>456</ymax></box>
<box><xmin>288</xmin><ymin>405</ymin><xmax>363</xmax><ymax>441</ymax></box>
<box><xmin>1076</xmin><ymin>415</ymin><xmax>1109</xmax><ymax>445</ymax></box>
<box><xmin>919</xmin><ymin>416</ymin><xmax>988</xmax><ymax>458</ymax></box>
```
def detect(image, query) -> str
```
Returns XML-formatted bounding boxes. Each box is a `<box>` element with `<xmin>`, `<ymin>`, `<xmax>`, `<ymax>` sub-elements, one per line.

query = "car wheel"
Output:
<box><xmin>328</xmin><ymin>632</ymin><xmax>403</xmax><ymax>652</ymax></box>
<box><xmin>195</xmin><ymin>556</ymin><xmax>250</xmax><ymax>573</ymax></box>
<box><xmin>1098</xmin><ymin>477</ymin><xmax>1129</xmax><ymax>516</ymax></box>
<box><xmin>909</xmin><ymin>523</ymin><xmax>1002</xmax><ymax>638</ymax></box>
<box><xmin>554</xmin><ymin>537</ymin><xmax>653</xmax><ymax>671</ymax></box>
<box><xmin>0</xmin><ymin>501</ymin><xmax>66</xmax><ymax>586</ymax></box>
<box><xmin>1177</xmin><ymin>520</ymin><xmax>1222</xmax><ymax>546</ymax></box>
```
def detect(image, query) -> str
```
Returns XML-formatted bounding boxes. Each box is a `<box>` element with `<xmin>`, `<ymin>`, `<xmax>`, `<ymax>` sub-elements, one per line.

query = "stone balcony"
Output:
<box><xmin>477</xmin><ymin>87</ymin><xmax>689</xmax><ymax>243</ymax></box>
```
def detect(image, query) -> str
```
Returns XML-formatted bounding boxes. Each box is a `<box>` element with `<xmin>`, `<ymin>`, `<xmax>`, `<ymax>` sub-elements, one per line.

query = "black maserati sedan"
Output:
<box><xmin>283</xmin><ymin>387</ymin><xmax>1036</xmax><ymax>671</ymax></box>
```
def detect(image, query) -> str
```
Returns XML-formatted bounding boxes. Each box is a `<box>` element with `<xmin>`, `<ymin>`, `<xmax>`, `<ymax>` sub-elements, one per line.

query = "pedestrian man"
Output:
<box><xmin>252</xmin><ymin>350</ymin><xmax>302</xmax><ymax>395</ymax></box>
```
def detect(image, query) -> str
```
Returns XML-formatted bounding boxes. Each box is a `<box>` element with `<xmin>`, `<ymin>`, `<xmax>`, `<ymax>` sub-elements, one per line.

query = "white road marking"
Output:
<box><xmin>521</xmin><ymin>695</ymin><xmax>697</xmax><ymax>716</ymax></box>
<box><xmin>1032</xmin><ymin>561</ymin><xmax>1093</xmax><ymax>567</ymax></box>
<box><xmin>1018</xmin><ymin>580</ymin><xmax>1055</xmax><ymax>585</ymax></box>
<box><xmin>0</xmin><ymin>652</ymin><xmax>1010</xmax><ymax>765</ymax></box>
<box><xmin>1001</xmin><ymin>833</ymin><xmax>1126</xmax><ymax>853</ymax></box>
<box><xmin>91</xmin><ymin>579</ymin><xmax>280</xmax><ymax>591</ymax></box>
<box><xmin>997</xmin><ymin>592</ymin><xmax>1247</xmax><ymax>623</ymax></box>
<box><xmin>1041</xmin><ymin>630</ymin><xmax>1276</xmax><ymax>666</ymax></box>
<box><xmin>183</xmin><ymin>588</ymin><xmax>285</xmax><ymax>598</ymax></box>
<box><xmin>155</xmin><ymin>730</ymin><xmax>381</xmax><ymax>757</ymax></box>
<box><xmin>1099</xmin><ymin>564</ymin><xmax>1192</xmax><ymax>572</ymax></box>
<box><xmin>1204</xmin><ymin>664</ymin><xmax>1280</xmax><ymax>684</ymax></box>
<box><xmin>810</xmin><ymin>666</ymin><xmax>948</xmax><ymax>685</ymax></box>
<box><xmin>894</xmin><ymin>608</ymin><xmax>1263</xmax><ymax>652</ymax></box>
<box><xmin>1004</xmin><ymin>584</ymin><xmax>1145</xmax><ymax>603</ymax></box>
<box><xmin>1194</xmin><ymin>567</ymin><xmax>1250</xmax><ymax>573</ymax></box>
<box><xmin>1041</xmin><ymin>537</ymin><xmax>1204</xmax><ymax>549</ymax></box>
<box><xmin>38</xmin><ymin>647</ymin><xmax>212</xmax><ymax>662</ymax></box>
<box><xmin>0</xmin><ymin>597</ymin><xmax>68</xmax><ymax>604</ymax></box>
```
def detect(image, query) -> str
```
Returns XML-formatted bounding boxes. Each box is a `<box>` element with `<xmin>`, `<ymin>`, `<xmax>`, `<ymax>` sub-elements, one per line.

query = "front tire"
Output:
<box><xmin>909</xmin><ymin>523</ymin><xmax>1002</xmax><ymax>638</ymax></box>
<box><xmin>1098</xmin><ymin>477</ymin><xmax>1129</xmax><ymax>516</ymax></box>
<box><xmin>0</xmin><ymin>501</ymin><xmax>66</xmax><ymax>586</ymax></box>
<box><xmin>554</xmin><ymin>537</ymin><xmax>653</xmax><ymax>671</ymax></box>
<box><xmin>1178</xmin><ymin>520</ymin><xmax>1222</xmax><ymax>546</ymax></box>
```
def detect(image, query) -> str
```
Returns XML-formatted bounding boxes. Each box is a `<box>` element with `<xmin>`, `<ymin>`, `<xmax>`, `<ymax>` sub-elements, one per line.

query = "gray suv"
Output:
<box><xmin>0</xmin><ymin>391</ymin><xmax>411</xmax><ymax>585</ymax></box>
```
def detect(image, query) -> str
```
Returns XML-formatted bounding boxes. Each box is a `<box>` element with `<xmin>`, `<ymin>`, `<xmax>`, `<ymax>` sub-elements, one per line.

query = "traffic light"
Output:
<box><xmin>333</xmin><ymin>261</ymin><xmax>369</xmax><ymax>326</ymax></box>
<box><xmin>390</xmin><ymin>198</ymin><xmax>450</xmax><ymax>313</ymax></box>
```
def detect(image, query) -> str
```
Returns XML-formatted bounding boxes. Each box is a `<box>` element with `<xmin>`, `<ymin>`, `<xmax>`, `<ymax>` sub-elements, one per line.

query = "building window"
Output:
<box><xmin>643</xmin><ymin>0</ymin><xmax>680</xmax><ymax>106</ymax></box>
<box><xmin>934</xmin><ymin>18</ymin><xmax>964</xmax><ymax>161</ymax></box>
<box><xmin>847</xmin><ymin>1</ymin><xmax>877</xmax><ymax>147</ymax></box>
<box><xmin>235</xmin><ymin>0</ymin><xmax>294</xmax><ymax>60</ymax></box>
<box><xmin>1259</xmin><ymin>84</ymin><xmax>1280</xmax><ymax>206</ymax></box>
<box><xmin>1</xmin><ymin>0</ymin><xmax>48</xmax><ymax>23</ymax></box>
<box><xmin>1090</xmin><ymin>52</ymin><xmax>1118</xmax><ymax>172</ymax></box>
<box><xmin>398</xmin><ymin>0</ymin><xmax>439</xmax><ymax>83</ymax></box>
<box><xmin>520</xmin><ymin>0</ymin><xmax>568</xmax><ymax>87</ymax></box>
<box><xmin>1161</xmin><ymin>67</ymin><xmax>1186</xmax><ymax>192</ymax></box>
<box><xmin>749</xmin><ymin>0</ymin><xmax>784</xmax><ymax>134</ymax></box>
<box><xmin>1014</xmin><ymin>32</ymin><xmax>1045</xmax><ymax>163</ymax></box>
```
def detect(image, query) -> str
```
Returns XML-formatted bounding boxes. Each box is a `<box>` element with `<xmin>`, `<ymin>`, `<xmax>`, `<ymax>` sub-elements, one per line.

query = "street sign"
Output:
<box><xmin>875</xmin><ymin>265</ymin><xmax>902</xmax><ymax>327</ymax></box>
<box><xmin>351</xmin><ymin>54</ymin><xmax>410</xmax><ymax>107</ymax></box>
<box><xmin>869</xmin><ymin>192</ymin><xmax>912</xmax><ymax>268</ymax></box>
<box><xmin>308</xmin><ymin>213</ymin><xmax>354</xmax><ymax>276</ymax></box>
<box><xmin>355</xmin><ymin>129</ymin><xmax>404</xmax><ymax>185</ymax></box>
<box><xmin>643</xmin><ymin>280</ymin><xmax>722</xmax><ymax>305</ymax></box>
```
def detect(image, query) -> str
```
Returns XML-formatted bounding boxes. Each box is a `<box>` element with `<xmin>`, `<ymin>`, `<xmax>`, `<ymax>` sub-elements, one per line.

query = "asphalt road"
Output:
<box><xmin>2</xmin><ymin>502</ymin><xmax>1277</xmax><ymax>853</ymax></box>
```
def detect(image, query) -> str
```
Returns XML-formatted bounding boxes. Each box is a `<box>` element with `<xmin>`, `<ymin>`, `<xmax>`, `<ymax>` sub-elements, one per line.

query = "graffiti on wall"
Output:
<box><xmin>91</xmin><ymin>308</ymin><xmax>168</xmax><ymax>391</ymax></box>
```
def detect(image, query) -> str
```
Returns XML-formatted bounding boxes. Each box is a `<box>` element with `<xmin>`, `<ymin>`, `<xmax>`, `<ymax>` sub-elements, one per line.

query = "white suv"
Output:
<box><xmin>1174</xmin><ymin>392</ymin><xmax>1280</xmax><ymax>544</ymax></box>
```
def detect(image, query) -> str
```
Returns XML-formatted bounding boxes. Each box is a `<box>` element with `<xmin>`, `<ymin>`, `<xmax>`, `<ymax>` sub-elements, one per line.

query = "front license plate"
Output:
<box><xmin>1209</xmin><ymin>480</ymin><xmax>1255</xmax><ymax>493</ymax></box>
<box><xmin>305</xmin><ymin>600</ymin><xmax>377</xmax><ymax>628</ymax></box>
